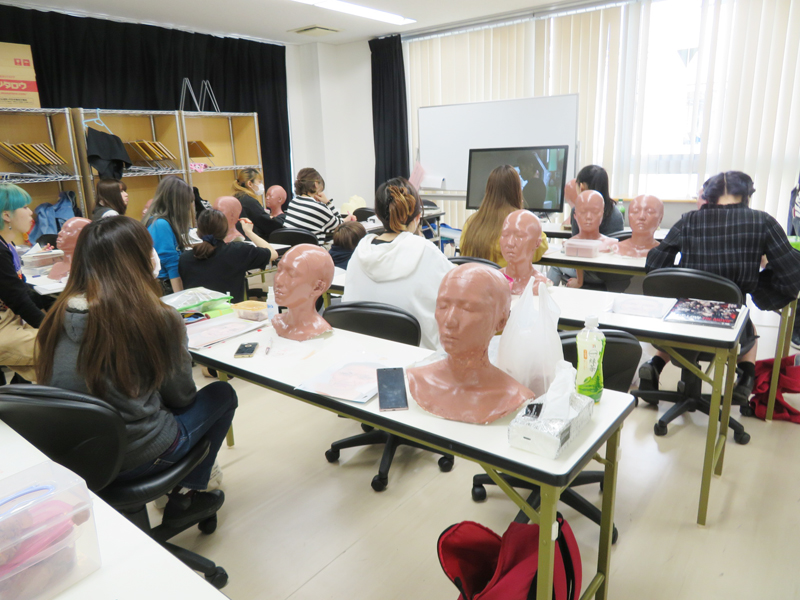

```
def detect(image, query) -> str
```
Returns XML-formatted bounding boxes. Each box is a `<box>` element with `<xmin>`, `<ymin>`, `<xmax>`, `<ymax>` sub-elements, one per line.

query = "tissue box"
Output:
<box><xmin>21</xmin><ymin>250</ymin><xmax>64</xmax><ymax>269</ymax></box>
<box><xmin>0</xmin><ymin>462</ymin><xmax>100</xmax><ymax>600</ymax></box>
<box><xmin>564</xmin><ymin>239</ymin><xmax>602</xmax><ymax>258</ymax></box>
<box><xmin>508</xmin><ymin>392</ymin><xmax>594</xmax><ymax>459</ymax></box>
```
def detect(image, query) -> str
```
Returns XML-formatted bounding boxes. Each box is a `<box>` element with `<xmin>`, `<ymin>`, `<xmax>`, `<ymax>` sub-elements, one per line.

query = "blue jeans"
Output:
<box><xmin>116</xmin><ymin>381</ymin><xmax>238</xmax><ymax>490</ymax></box>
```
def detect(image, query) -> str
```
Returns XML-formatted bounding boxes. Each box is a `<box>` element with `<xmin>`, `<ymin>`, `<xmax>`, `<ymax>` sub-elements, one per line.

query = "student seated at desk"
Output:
<box><xmin>0</xmin><ymin>183</ymin><xmax>45</xmax><ymax>383</ymax></box>
<box><xmin>343</xmin><ymin>178</ymin><xmax>454</xmax><ymax>350</ymax></box>
<box><xmin>37</xmin><ymin>216</ymin><xmax>238</xmax><ymax>526</ymax></box>
<box><xmin>329</xmin><ymin>220</ymin><xmax>366</xmax><ymax>269</ymax></box>
<box><xmin>642</xmin><ymin>171</ymin><xmax>800</xmax><ymax>404</ymax></box>
<box><xmin>179</xmin><ymin>209</ymin><xmax>277</xmax><ymax>303</ymax></box>
<box><xmin>460</xmin><ymin>165</ymin><xmax>548</xmax><ymax>266</ymax></box>
<box><xmin>284</xmin><ymin>167</ymin><xmax>356</xmax><ymax>245</ymax></box>
<box><xmin>144</xmin><ymin>176</ymin><xmax>195</xmax><ymax>295</ymax></box>
<box><xmin>233</xmin><ymin>169</ymin><xmax>283</xmax><ymax>240</ymax></box>
<box><xmin>91</xmin><ymin>179</ymin><xmax>128</xmax><ymax>220</ymax></box>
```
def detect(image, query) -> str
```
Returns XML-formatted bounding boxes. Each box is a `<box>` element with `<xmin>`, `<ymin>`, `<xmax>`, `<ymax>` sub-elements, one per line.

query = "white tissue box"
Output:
<box><xmin>508</xmin><ymin>392</ymin><xmax>594</xmax><ymax>459</ymax></box>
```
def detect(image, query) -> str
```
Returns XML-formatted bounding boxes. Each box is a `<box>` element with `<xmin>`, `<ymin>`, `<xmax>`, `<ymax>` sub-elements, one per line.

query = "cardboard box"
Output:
<box><xmin>0</xmin><ymin>42</ymin><xmax>40</xmax><ymax>108</ymax></box>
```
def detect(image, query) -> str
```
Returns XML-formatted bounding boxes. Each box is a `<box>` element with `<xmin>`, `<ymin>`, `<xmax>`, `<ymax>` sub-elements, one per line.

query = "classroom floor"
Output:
<box><xmin>161</xmin><ymin>298</ymin><xmax>800</xmax><ymax>600</ymax></box>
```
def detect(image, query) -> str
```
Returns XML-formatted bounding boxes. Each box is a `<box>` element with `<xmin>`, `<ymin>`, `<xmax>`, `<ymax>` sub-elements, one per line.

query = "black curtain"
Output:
<box><xmin>369</xmin><ymin>35</ymin><xmax>410</xmax><ymax>190</ymax></box>
<box><xmin>0</xmin><ymin>5</ymin><xmax>292</xmax><ymax>193</ymax></box>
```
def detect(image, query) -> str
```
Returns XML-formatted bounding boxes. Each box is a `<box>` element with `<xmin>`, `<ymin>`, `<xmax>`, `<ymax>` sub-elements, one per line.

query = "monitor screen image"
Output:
<box><xmin>465</xmin><ymin>145</ymin><xmax>569</xmax><ymax>213</ymax></box>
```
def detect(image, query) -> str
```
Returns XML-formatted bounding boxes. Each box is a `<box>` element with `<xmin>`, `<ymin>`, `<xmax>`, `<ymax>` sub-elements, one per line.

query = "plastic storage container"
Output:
<box><xmin>0</xmin><ymin>462</ymin><xmax>100</xmax><ymax>600</ymax></box>
<box><xmin>564</xmin><ymin>238</ymin><xmax>602</xmax><ymax>258</ymax></box>
<box><xmin>233</xmin><ymin>300</ymin><xmax>270</xmax><ymax>321</ymax></box>
<box><xmin>20</xmin><ymin>250</ymin><xmax>64</xmax><ymax>269</ymax></box>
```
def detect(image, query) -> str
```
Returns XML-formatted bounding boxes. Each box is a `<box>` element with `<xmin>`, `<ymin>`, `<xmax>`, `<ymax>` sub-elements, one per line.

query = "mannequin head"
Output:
<box><xmin>272</xmin><ymin>244</ymin><xmax>334</xmax><ymax>341</ymax></box>
<box><xmin>49</xmin><ymin>217</ymin><xmax>91</xmax><ymax>279</ymax></box>
<box><xmin>265</xmin><ymin>185</ymin><xmax>287</xmax><ymax>216</ymax></box>
<box><xmin>628</xmin><ymin>195</ymin><xmax>663</xmax><ymax>235</ymax></box>
<box><xmin>573</xmin><ymin>190</ymin><xmax>605</xmax><ymax>239</ymax></box>
<box><xmin>500</xmin><ymin>210</ymin><xmax>542</xmax><ymax>267</ymax></box>
<box><xmin>564</xmin><ymin>178</ymin><xmax>579</xmax><ymax>208</ymax></box>
<box><xmin>213</xmin><ymin>196</ymin><xmax>243</xmax><ymax>243</ymax></box>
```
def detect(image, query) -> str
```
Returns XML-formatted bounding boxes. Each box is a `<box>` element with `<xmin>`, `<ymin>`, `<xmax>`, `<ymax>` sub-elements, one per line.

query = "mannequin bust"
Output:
<box><xmin>272</xmin><ymin>244</ymin><xmax>334</xmax><ymax>341</ymax></box>
<box><xmin>615</xmin><ymin>194</ymin><xmax>663</xmax><ymax>257</ymax></box>
<box><xmin>266</xmin><ymin>185</ymin><xmax>287</xmax><ymax>218</ymax></box>
<box><xmin>499</xmin><ymin>210</ymin><xmax>549</xmax><ymax>295</ymax></box>
<box><xmin>48</xmin><ymin>217</ymin><xmax>91</xmax><ymax>280</ymax></box>
<box><xmin>572</xmin><ymin>190</ymin><xmax>613</xmax><ymax>244</ymax></box>
<box><xmin>214</xmin><ymin>196</ymin><xmax>244</xmax><ymax>243</ymax></box>
<box><xmin>407</xmin><ymin>264</ymin><xmax>535</xmax><ymax>425</ymax></box>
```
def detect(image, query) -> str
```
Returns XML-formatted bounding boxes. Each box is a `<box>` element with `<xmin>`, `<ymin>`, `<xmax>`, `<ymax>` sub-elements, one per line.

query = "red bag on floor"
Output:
<box><xmin>437</xmin><ymin>515</ymin><xmax>581</xmax><ymax>600</ymax></box>
<box><xmin>749</xmin><ymin>355</ymin><xmax>800</xmax><ymax>423</ymax></box>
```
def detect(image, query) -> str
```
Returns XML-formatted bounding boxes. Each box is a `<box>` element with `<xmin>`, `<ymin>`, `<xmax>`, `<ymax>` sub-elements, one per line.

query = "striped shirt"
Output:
<box><xmin>646</xmin><ymin>203</ymin><xmax>800</xmax><ymax>311</ymax></box>
<box><xmin>283</xmin><ymin>195</ymin><xmax>343</xmax><ymax>245</ymax></box>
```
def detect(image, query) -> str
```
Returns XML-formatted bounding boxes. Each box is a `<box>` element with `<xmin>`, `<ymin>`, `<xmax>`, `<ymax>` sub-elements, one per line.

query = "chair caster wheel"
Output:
<box><xmin>612</xmin><ymin>526</ymin><xmax>619</xmax><ymax>545</ymax></box>
<box><xmin>739</xmin><ymin>404</ymin><xmax>755</xmax><ymax>417</ymax></box>
<box><xmin>325</xmin><ymin>449</ymin><xmax>340</xmax><ymax>463</ymax></box>
<box><xmin>654</xmin><ymin>422</ymin><xmax>668</xmax><ymax>436</ymax></box>
<box><xmin>205</xmin><ymin>566</ymin><xmax>228</xmax><ymax>589</ymax></box>
<box><xmin>471</xmin><ymin>485</ymin><xmax>487</xmax><ymax>502</ymax></box>
<box><xmin>634</xmin><ymin>398</ymin><xmax>639</xmax><ymax>407</ymax></box>
<box><xmin>438</xmin><ymin>456</ymin><xmax>454</xmax><ymax>472</ymax></box>
<box><xmin>371</xmin><ymin>475</ymin><xmax>388</xmax><ymax>492</ymax></box>
<box><xmin>361</xmin><ymin>423</ymin><xmax>374</xmax><ymax>433</ymax></box>
<box><xmin>734</xmin><ymin>431</ymin><xmax>751</xmax><ymax>445</ymax></box>
<box><xmin>198</xmin><ymin>514</ymin><xmax>217</xmax><ymax>535</ymax></box>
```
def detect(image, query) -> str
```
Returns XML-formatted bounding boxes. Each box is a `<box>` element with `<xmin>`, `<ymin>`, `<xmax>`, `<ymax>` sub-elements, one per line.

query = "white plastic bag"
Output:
<box><xmin>497</xmin><ymin>279</ymin><xmax>563</xmax><ymax>397</ymax></box>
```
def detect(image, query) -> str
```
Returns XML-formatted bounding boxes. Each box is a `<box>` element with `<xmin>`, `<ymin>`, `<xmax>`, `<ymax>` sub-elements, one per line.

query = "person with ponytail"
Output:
<box><xmin>343</xmin><ymin>177</ymin><xmax>454</xmax><ymax>350</ymax></box>
<box><xmin>92</xmin><ymin>179</ymin><xmax>128</xmax><ymax>220</ymax></box>
<box><xmin>283</xmin><ymin>167</ymin><xmax>356</xmax><ymax>245</ymax></box>
<box><xmin>232</xmin><ymin>168</ymin><xmax>282</xmax><ymax>240</ymax></box>
<box><xmin>37</xmin><ymin>216</ymin><xmax>238</xmax><ymax>528</ymax></box>
<box><xmin>179</xmin><ymin>209</ymin><xmax>277</xmax><ymax>303</ymax></box>
<box><xmin>460</xmin><ymin>165</ymin><xmax>548</xmax><ymax>267</ymax></box>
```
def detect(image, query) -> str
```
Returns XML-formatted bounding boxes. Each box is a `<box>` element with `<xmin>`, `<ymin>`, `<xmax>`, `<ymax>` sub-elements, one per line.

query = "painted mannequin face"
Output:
<box><xmin>266</xmin><ymin>186</ymin><xmax>287</xmax><ymax>214</ymax></box>
<box><xmin>55</xmin><ymin>217</ymin><xmax>91</xmax><ymax>259</ymax></box>
<box><xmin>214</xmin><ymin>197</ymin><xmax>242</xmax><ymax>243</ymax></box>
<box><xmin>573</xmin><ymin>190</ymin><xmax>605</xmax><ymax>237</ymax></box>
<box><xmin>274</xmin><ymin>244</ymin><xmax>333</xmax><ymax>309</ymax></box>
<box><xmin>628</xmin><ymin>195</ymin><xmax>663</xmax><ymax>235</ymax></box>
<box><xmin>500</xmin><ymin>210</ymin><xmax>542</xmax><ymax>267</ymax></box>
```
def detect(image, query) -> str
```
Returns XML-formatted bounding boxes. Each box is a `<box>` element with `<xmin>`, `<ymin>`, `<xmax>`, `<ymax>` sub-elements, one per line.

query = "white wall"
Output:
<box><xmin>286</xmin><ymin>41</ymin><xmax>376</xmax><ymax>208</ymax></box>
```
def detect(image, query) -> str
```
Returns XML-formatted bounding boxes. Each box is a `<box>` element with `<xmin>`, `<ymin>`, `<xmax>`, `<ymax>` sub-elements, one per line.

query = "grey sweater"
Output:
<box><xmin>47</xmin><ymin>305</ymin><xmax>197</xmax><ymax>471</ymax></box>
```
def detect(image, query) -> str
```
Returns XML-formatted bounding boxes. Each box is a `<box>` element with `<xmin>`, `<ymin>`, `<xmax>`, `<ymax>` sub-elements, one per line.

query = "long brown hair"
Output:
<box><xmin>294</xmin><ymin>167</ymin><xmax>324</xmax><ymax>197</ymax></box>
<box><xmin>193</xmin><ymin>209</ymin><xmax>227</xmax><ymax>259</ymax></box>
<box><xmin>374</xmin><ymin>177</ymin><xmax>422</xmax><ymax>233</ymax></box>
<box><xmin>233</xmin><ymin>168</ymin><xmax>262</xmax><ymax>200</ymax></box>
<box><xmin>36</xmin><ymin>217</ymin><xmax>184</xmax><ymax>398</ymax></box>
<box><xmin>142</xmin><ymin>176</ymin><xmax>193</xmax><ymax>248</ymax></box>
<box><xmin>461</xmin><ymin>165</ymin><xmax>523</xmax><ymax>260</ymax></box>
<box><xmin>96</xmin><ymin>179</ymin><xmax>127</xmax><ymax>215</ymax></box>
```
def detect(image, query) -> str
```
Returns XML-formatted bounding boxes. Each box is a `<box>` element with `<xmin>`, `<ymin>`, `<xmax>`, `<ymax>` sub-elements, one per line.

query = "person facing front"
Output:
<box><xmin>283</xmin><ymin>167</ymin><xmax>355</xmax><ymax>245</ymax></box>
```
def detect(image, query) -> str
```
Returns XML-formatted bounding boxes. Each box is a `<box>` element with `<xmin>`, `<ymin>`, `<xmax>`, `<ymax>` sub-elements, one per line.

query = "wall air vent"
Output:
<box><xmin>289</xmin><ymin>25</ymin><xmax>340</xmax><ymax>36</ymax></box>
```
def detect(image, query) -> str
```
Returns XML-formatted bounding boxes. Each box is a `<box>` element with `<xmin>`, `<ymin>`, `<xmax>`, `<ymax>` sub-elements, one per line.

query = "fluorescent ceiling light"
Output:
<box><xmin>291</xmin><ymin>0</ymin><xmax>416</xmax><ymax>26</ymax></box>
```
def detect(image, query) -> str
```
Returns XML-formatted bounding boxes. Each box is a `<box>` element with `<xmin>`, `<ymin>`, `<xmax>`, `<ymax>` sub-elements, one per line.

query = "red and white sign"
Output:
<box><xmin>0</xmin><ymin>42</ymin><xmax>40</xmax><ymax>108</ymax></box>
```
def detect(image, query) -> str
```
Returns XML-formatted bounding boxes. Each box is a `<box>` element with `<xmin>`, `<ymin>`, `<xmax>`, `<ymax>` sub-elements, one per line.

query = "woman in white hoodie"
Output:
<box><xmin>343</xmin><ymin>177</ymin><xmax>454</xmax><ymax>350</ymax></box>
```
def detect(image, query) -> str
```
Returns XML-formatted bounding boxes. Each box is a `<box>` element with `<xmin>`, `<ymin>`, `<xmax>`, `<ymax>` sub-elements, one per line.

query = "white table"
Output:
<box><xmin>541</xmin><ymin>222</ymin><xmax>669</xmax><ymax>241</ymax></box>
<box><xmin>191</xmin><ymin>327</ymin><xmax>634</xmax><ymax>600</ymax></box>
<box><xmin>538</xmin><ymin>241</ymin><xmax>648</xmax><ymax>276</ymax></box>
<box><xmin>0</xmin><ymin>421</ymin><xmax>227</xmax><ymax>599</ymax></box>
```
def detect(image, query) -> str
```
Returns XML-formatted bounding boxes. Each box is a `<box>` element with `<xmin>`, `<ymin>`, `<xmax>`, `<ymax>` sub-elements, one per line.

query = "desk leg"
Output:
<box><xmin>698</xmin><ymin>350</ymin><xmax>725</xmax><ymax>526</ymax></box>
<box><xmin>716</xmin><ymin>346</ymin><xmax>737</xmax><ymax>476</ymax></box>
<box><xmin>536</xmin><ymin>484</ymin><xmax>559</xmax><ymax>600</ymax></box>
<box><xmin>767</xmin><ymin>300</ymin><xmax>797</xmax><ymax>421</ymax></box>
<box><xmin>217</xmin><ymin>372</ymin><xmax>235</xmax><ymax>448</ymax></box>
<box><xmin>596</xmin><ymin>426</ymin><xmax>621</xmax><ymax>600</ymax></box>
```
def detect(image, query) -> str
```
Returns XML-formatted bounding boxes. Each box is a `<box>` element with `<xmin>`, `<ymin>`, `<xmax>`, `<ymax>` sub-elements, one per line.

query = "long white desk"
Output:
<box><xmin>191</xmin><ymin>327</ymin><xmax>634</xmax><ymax>600</ymax></box>
<box><xmin>537</xmin><ymin>241</ymin><xmax>648</xmax><ymax>276</ymax></box>
<box><xmin>0</xmin><ymin>421</ymin><xmax>227</xmax><ymax>600</ymax></box>
<box><xmin>541</xmin><ymin>222</ymin><xmax>669</xmax><ymax>241</ymax></box>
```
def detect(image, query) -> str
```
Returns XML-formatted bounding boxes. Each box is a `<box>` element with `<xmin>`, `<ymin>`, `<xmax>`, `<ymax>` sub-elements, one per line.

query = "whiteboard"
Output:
<box><xmin>418</xmin><ymin>95</ymin><xmax>579</xmax><ymax>191</ymax></box>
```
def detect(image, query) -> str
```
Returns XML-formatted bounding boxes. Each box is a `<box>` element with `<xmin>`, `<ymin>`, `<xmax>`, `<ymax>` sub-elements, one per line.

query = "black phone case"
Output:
<box><xmin>377</xmin><ymin>367</ymin><xmax>408</xmax><ymax>411</ymax></box>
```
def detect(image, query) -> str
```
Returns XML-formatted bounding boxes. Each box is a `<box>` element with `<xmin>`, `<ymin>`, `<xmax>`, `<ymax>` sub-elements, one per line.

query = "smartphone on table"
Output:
<box><xmin>234</xmin><ymin>342</ymin><xmax>259</xmax><ymax>358</ymax></box>
<box><xmin>377</xmin><ymin>367</ymin><xmax>408</xmax><ymax>411</ymax></box>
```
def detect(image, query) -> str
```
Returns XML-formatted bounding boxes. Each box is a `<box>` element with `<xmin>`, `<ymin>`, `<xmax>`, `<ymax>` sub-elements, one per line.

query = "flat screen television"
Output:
<box><xmin>466</xmin><ymin>145</ymin><xmax>569</xmax><ymax>213</ymax></box>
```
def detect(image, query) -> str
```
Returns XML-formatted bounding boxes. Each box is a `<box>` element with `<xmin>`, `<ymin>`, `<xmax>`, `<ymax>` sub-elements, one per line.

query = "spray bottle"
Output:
<box><xmin>576</xmin><ymin>315</ymin><xmax>605</xmax><ymax>402</ymax></box>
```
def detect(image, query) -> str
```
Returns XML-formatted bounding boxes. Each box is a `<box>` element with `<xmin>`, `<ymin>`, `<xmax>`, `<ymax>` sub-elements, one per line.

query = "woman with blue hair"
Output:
<box><xmin>0</xmin><ymin>183</ymin><xmax>43</xmax><ymax>382</ymax></box>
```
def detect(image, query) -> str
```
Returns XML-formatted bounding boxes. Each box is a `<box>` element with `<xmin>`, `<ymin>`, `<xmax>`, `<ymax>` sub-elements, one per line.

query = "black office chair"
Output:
<box><xmin>322</xmin><ymin>302</ymin><xmax>454</xmax><ymax>491</ymax></box>
<box><xmin>631</xmin><ymin>268</ymin><xmax>750</xmax><ymax>445</ymax></box>
<box><xmin>269</xmin><ymin>227</ymin><xmax>319</xmax><ymax>247</ymax></box>
<box><xmin>448</xmin><ymin>256</ymin><xmax>501</xmax><ymax>269</ymax></box>
<box><xmin>471</xmin><ymin>329</ymin><xmax>642</xmax><ymax>543</ymax></box>
<box><xmin>353</xmin><ymin>207</ymin><xmax>376</xmax><ymax>222</ymax></box>
<box><xmin>607</xmin><ymin>230</ymin><xmax>632</xmax><ymax>241</ymax></box>
<box><xmin>0</xmin><ymin>385</ymin><xmax>229</xmax><ymax>588</ymax></box>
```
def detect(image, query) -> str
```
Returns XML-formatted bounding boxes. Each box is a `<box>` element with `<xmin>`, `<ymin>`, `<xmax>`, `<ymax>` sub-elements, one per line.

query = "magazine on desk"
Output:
<box><xmin>663</xmin><ymin>299</ymin><xmax>741</xmax><ymax>328</ymax></box>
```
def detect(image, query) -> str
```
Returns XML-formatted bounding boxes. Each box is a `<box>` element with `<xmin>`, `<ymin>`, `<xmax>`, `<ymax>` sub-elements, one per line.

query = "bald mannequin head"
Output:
<box><xmin>49</xmin><ymin>217</ymin><xmax>91</xmax><ymax>280</ymax></box>
<box><xmin>573</xmin><ymin>190</ymin><xmax>605</xmax><ymax>239</ymax></box>
<box><xmin>500</xmin><ymin>210</ymin><xmax>548</xmax><ymax>295</ymax></box>
<box><xmin>615</xmin><ymin>194</ymin><xmax>663</xmax><ymax>257</ymax></box>
<box><xmin>266</xmin><ymin>185</ymin><xmax>287</xmax><ymax>216</ymax></box>
<box><xmin>214</xmin><ymin>196</ymin><xmax>243</xmax><ymax>243</ymax></box>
